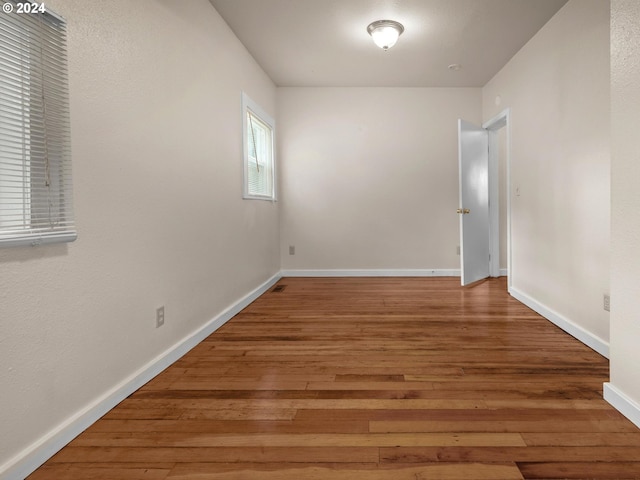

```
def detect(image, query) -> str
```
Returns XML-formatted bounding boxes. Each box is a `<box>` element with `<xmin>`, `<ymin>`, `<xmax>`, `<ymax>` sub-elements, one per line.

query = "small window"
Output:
<box><xmin>242</xmin><ymin>93</ymin><xmax>275</xmax><ymax>200</ymax></box>
<box><xmin>0</xmin><ymin>2</ymin><xmax>76</xmax><ymax>247</ymax></box>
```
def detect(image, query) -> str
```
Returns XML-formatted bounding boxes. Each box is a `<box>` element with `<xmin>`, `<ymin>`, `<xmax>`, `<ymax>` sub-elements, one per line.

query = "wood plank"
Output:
<box><xmin>165</xmin><ymin>463</ymin><xmax>525</xmax><ymax>480</ymax></box>
<box><xmin>161</xmin><ymin>379</ymin><xmax>310</xmax><ymax>391</ymax></box>
<box><xmin>103</xmin><ymin>407</ymin><xmax>297</xmax><ymax>421</ymax></box>
<box><xmin>517</xmin><ymin>462</ymin><xmax>640</xmax><ymax>479</ymax></box>
<box><xmin>28</xmin><ymin>465</ymin><xmax>171</xmax><ymax>480</ymax></box>
<box><xmin>484</xmin><ymin>399</ymin><xmax>612</xmax><ymax>409</ymax></box>
<box><xmin>295</xmin><ymin>408</ymin><xmax>622</xmax><ymax>422</ymax></box>
<box><xmin>50</xmin><ymin>447</ymin><xmax>379</xmax><ymax>464</ymax></box>
<box><xmin>88</xmin><ymin>419</ymin><xmax>371</xmax><ymax>434</ymax></box>
<box><xmin>522</xmin><ymin>432</ymin><xmax>640</xmax><ymax>446</ymax></box>
<box><xmin>306</xmin><ymin>381</ymin><xmax>435</xmax><ymax>391</ymax></box>
<box><xmin>70</xmin><ymin>432</ymin><xmax>526</xmax><ymax>448</ymax></box>
<box><xmin>370</xmin><ymin>419</ymin><xmax>640</xmax><ymax>433</ymax></box>
<box><xmin>119</xmin><ymin>398</ymin><xmax>486</xmax><ymax>410</ymax></box>
<box><xmin>379</xmin><ymin>446</ymin><xmax>640</xmax><ymax>463</ymax></box>
<box><xmin>130</xmin><ymin>389</ymin><xmax>320</xmax><ymax>400</ymax></box>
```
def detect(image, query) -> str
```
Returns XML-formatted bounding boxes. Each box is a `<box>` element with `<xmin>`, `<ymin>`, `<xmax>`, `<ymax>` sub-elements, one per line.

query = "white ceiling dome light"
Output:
<box><xmin>367</xmin><ymin>20</ymin><xmax>404</xmax><ymax>51</ymax></box>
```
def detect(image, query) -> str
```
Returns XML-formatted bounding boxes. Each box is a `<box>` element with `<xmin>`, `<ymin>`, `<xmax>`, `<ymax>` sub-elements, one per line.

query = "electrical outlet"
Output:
<box><xmin>604</xmin><ymin>294</ymin><xmax>610</xmax><ymax>312</ymax></box>
<box><xmin>289</xmin><ymin>245</ymin><xmax>295</xmax><ymax>255</ymax></box>
<box><xmin>156</xmin><ymin>306</ymin><xmax>165</xmax><ymax>328</ymax></box>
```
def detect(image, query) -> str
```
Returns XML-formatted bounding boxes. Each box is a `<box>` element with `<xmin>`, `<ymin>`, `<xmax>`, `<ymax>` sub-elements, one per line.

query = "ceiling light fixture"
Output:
<box><xmin>367</xmin><ymin>20</ymin><xmax>404</xmax><ymax>51</ymax></box>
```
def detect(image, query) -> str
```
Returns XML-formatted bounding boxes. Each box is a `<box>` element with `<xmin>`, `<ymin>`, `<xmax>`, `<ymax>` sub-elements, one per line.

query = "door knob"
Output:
<box><xmin>457</xmin><ymin>209</ymin><xmax>470</xmax><ymax>214</ymax></box>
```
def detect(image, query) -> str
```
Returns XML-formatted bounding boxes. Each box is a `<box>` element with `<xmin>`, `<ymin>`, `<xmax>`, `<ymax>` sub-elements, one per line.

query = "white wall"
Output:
<box><xmin>0</xmin><ymin>0</ymin><xmax>279</xmax><ymax>475</ymax></box>
<box><xmin>608</xmin><ymin>0</ymin><xmax>640</xmax><ymax>424</ymax></box>
<box><xmin>278</xmin><ymin>87</ymin><xmax>481</xmax><ymax>272</ymax></box>
<box><xmin>482</xmin><ymin>0</ymin><xmax>610</xmax><ymax>352</ymax></box>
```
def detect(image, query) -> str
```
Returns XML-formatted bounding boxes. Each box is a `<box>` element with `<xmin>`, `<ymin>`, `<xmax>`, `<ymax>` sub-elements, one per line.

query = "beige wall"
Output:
<box><xmin>610</xmin><ymin>0</ymin><xmax>640</xmax><ymax>410</ymax></box>
<box><xmin>278</xmin><ymin>87</ymin><xmax>481</xmax><ymax>271</ymax></box>
<box><xmin>482</xmin><ymin>0</ymin><xmax>610</xmax><ymax>347</ymax></box>
<box><xmin>0</xmin><ymin>0</ymin><xmax>279</xmax><ymax>472</ymax></box>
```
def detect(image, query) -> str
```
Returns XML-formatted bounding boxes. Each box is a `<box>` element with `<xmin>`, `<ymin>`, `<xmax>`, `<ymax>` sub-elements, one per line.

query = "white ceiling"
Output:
<box><xmin>209</xmin><ymin>0</ymin><xmax>568</xmax><ymax>87</ymax></box>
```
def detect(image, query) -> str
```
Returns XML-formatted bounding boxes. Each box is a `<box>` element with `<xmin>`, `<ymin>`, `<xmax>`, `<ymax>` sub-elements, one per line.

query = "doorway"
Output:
<box><xmin>458</xmin><ymin>109</ymin><xmax>510</xmax><ymax>289</ymax></box>
<box><xmin>484</xmin><ymin>109</ymin><xmax>510</xmax><ymax>290</ymax></box>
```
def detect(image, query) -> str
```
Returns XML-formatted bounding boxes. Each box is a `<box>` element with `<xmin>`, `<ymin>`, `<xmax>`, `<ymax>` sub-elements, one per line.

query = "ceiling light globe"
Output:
<box><xmin>367</xmin><ymin>20</ymin><xmax>404</xmax><ymax>51</ymax></box>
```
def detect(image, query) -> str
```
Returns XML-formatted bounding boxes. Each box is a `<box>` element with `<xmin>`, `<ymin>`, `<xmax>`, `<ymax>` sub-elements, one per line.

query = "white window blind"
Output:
<box><xmin>0</xmin><ymin>2</ymin><xmax>76</xmax><ymax>247</ymax></box>
<box><xmin>242</xmin><ymin>92</ymin><xmax>275</xmax><ymax>200</ymax></box>
<box><xmin>247</xmin><ymin>111</ymin><xmax>271</xmax><ymax>196</ymax></box>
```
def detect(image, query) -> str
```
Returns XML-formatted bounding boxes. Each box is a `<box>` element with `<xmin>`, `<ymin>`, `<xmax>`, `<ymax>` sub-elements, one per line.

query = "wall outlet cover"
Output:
<box><xmin>156</xmin><ymin>306</ymin><xmax>165</xmax><ymax>328</ymax></box>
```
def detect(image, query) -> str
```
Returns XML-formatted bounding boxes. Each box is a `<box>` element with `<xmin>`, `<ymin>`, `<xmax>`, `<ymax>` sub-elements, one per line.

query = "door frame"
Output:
<box><xmin>483</xmin><ymin>108</ymin><xmax>511</xmax><ymax>290</ymax></box>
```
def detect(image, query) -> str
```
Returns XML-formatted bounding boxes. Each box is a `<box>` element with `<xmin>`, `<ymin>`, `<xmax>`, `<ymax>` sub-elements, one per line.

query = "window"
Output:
<box><xmin>242</xmin><ymin>92</ymin><xmax>275</xmax><ymax>200</ymax></box>
<box><xmin>0</xmin><ymin>2</ymin><xmax>75</xmax><ymax>247</ymax></box>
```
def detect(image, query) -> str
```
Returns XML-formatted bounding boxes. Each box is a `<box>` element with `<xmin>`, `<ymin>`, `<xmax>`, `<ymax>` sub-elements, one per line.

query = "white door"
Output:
<box><xmin>458</xmin><ymin>119</ymin><xmax>490</xmax><ymax>286</ymax></box>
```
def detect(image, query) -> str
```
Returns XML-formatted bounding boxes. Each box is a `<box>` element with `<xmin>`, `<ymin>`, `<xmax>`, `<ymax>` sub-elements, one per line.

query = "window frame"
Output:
<box><xmin>242</xmin><ymin>92</ymin><xmax>276</xmax><ymax>201</ymax></box>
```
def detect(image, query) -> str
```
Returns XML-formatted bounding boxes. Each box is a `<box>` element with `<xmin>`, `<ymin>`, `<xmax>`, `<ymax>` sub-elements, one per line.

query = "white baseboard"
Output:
<box><xmin>604</xmin><ymin>383</ymin><xmax>640</xmax><ymax>430</ymax></box>
<box><xmin>281</xmin><ymin>269</ymin><xmax>461</xmax><ymax>277</ymax></box>
<box><xmin>0</xmin><ymin>272</ymin><xmax>282</xmax><ymax>480</ymax></box>
<box><xmin>509</xmin><ymin>286</ymin><xmax>609</xmax><ymax>358</ymax></box>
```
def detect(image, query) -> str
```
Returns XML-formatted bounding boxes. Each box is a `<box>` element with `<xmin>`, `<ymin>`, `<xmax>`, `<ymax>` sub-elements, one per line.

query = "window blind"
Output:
<box><xmin>247</xmin><ymin>111</ymin><xmax>270</xmax><ymax>196</ymax></box>
<box><xmin>0</xmin><ymin>2</ymin><xmax>75</xmax><ymax>247</ymax></box>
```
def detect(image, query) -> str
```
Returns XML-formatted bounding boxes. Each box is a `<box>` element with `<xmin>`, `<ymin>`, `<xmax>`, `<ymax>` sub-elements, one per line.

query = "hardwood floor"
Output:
<box><xmin>29</xmin><ymin>277</ymin><xmax>640</xmax><ymax>479</ymax></box>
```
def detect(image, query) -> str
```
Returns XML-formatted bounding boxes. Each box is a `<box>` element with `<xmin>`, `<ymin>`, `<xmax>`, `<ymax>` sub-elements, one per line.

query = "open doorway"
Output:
<box><xmin>458</xmin><ymin>109</ymin><xmax>510</xmax><ymax>288</ymax></box>
<box><xmin>484</xmin><ymin>109</ymin><xmax>510</xmax><ymax>290</ymax></box>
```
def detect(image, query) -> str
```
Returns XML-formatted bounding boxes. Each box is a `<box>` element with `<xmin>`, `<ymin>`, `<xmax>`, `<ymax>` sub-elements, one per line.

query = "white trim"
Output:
<box><xmin>0</xmin><ymin>231</ymin><xmax>77</xmax><ymax>248</ymax></box>
<box><xmin>509</xmin><ymin>286</ymin><xmax>609</xmax><ymax>358</ymax></box>
<box><xmin>499</xmin><ymin>268</ymin><xmax>508</xmax><ymax>276</ymax></box>
<box><xmin>487</xmin><ymin>130</ymin><xmax>501</xmax><ymax>278</ymax></box>
<box><xmin>604</xmin><ymin>383</ymin><xmax>640</xmax><ymax>430</ymax></box>
<box><xmin>281</xmin><ymin>269</ymin><xmax>461</xmax><ymax>278</ymax></box>
<box><xmin>482</xmin><ymin>109</ymin><xmax>509</xmax><ymax>130</ymax></box>
<box><xmin>0</xmin><ymin>272</ymin><xmax>282</xmax><ymax>480</ymax></box>
<box><xmin>483</xmin><ymin>108</ymin><xmax>511</xmax><ymax>288</ymax></box>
